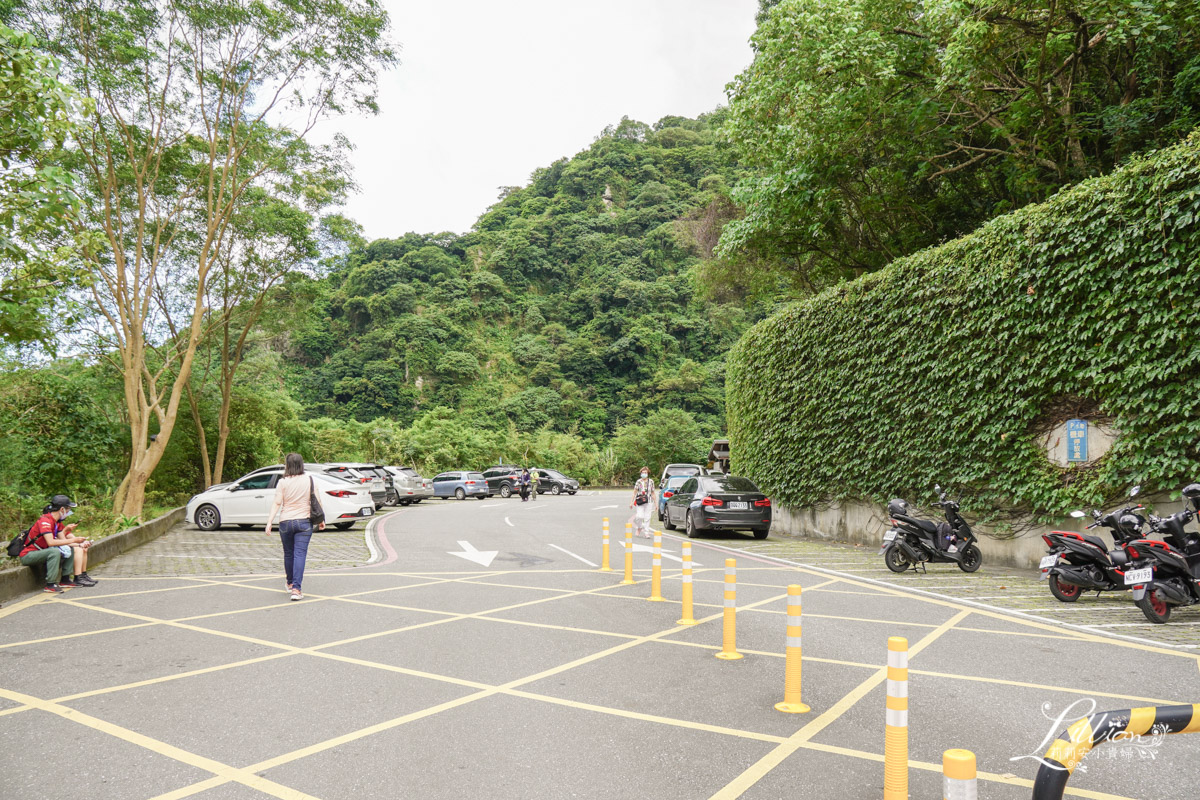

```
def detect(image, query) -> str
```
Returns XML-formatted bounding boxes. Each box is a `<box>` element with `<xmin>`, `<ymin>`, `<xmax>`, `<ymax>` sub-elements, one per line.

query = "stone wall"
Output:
<box><xmin>773</xmin><ymin>493</ymin><xmax>1187</xmax><ymax>571</ymax></box>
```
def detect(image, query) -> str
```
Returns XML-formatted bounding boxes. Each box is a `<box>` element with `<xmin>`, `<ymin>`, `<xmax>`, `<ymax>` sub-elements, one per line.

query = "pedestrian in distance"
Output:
<box><xmin>266</xmin><ymin>453</ymin><xmax>325</xmax><ymax>601</ymax></box>
<box><xmin>19</xmin><ymin>495</ymin><xmax>97</xmax><ymax>592</ymax></box>
<box><xmin>519</xmin><ymin>468</ymin><xmax>531</xmax><ymax>502</ymax></box>
<box><xmin>630</xmin><ymin>467</ymin><xmax>656</xmax><ymax>539</ymax></box>
<box><xmin>529</xmin><ymin>467</ymin><xmax>540</xmax><ymax>501</ymax></box>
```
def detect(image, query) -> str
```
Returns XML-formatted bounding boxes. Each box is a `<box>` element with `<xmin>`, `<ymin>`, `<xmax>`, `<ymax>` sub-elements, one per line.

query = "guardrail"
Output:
<box><xmin>1032</xmin><ymin>702</ymin><xmax>1200</xmax><ymax>799</ymax></box>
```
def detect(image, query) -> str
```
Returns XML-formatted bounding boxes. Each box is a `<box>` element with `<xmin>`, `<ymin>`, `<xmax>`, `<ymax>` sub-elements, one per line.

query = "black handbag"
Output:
<box><xmin>308</xmin><ymin>477</ymin><xmax>325</xmax><ymax>527</ymax></box>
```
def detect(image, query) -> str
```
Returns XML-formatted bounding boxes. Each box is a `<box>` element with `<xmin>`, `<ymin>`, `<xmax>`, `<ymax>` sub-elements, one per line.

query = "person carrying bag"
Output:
<box><xmin>266</xmin><ymin>453</ymin><xmax>325</xmax><ymax>601</ymax></box>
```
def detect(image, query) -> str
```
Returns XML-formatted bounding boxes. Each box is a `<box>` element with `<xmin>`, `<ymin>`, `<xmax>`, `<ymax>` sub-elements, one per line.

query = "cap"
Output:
<box><xmin>49</xmin><ymin>494</ymin><xmax>77</xmax><ymax>510</ymax></box>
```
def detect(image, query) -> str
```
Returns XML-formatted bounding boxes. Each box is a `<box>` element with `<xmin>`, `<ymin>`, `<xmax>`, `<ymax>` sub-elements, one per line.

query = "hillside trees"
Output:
<box><xmin>721</xmin><ymin>0</ymin><xmax>1200</xmax><ymax>291</ymax></box>
<box><xmin>10</xmin><ymin>0</ymin><xmax>395</xmax><ymax>516</ymax></box>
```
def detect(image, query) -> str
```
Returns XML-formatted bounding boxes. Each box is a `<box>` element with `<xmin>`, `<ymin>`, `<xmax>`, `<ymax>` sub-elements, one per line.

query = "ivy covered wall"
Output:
<box><xmin>727</xmin><ymin>132</ymin><xmax>1200</xmax><ymax>520</ymax></box>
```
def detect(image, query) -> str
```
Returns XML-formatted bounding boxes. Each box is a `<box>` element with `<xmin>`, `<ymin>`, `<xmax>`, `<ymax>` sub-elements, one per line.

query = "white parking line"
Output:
<box><xmin>480</xmin><ymin>503</ymin><xmax>504</xmax><ymax>508</ymax></box>
<box><xmin>591</xmin><ymin>505</ymin><xmax>619</xmax><ymax>510</ymax></box>
<box><xmin>548</xmin><ymin>543</ymin><xmax>597</xmax><ymax>567</ymax></box>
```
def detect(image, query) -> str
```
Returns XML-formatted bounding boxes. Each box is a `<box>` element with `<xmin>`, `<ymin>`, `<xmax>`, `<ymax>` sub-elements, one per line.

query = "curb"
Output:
<box><xmin>0</xmin><ymin>506</ymin><xmax>184</xmax><ymax>603</ymax></box>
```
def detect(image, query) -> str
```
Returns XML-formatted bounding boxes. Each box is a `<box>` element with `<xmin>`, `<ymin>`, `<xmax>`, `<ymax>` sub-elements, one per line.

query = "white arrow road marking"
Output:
<box><xmin>504</xmin><ymin>517</ymin><xmax>514</xmax><ymax>527</ymax></box>
<box><xmin>447</xmin><ymin>540</ymin><xmax>499</xmax><ymax>568</ymax></box>
<box><xmin>629</xmin><ymin>543</ymin><xmax>700</xmax><ymax>566</ymax></box>
<box><xmin>591</xmin><ymin>505</ymin><xmax>619</xmax><ymax>510</ymax></box>
<box><xmin>547</xmin><ymin>543</ymin><xmax>597</xmax><ymax>567</ymax></box>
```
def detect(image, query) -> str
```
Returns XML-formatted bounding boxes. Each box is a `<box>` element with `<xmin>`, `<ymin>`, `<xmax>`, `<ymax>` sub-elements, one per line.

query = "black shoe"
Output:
<box><xmin>59</xmin><ymin>577</ymin><xmax>80</xmax><ymax>587</ymax></box>
<box><xmin>75</xmin><ymin>573</ymin><xmax>97</xmax><ymax>587</ymax></box>
<box><xmin>43</xmin><ymin>583</ymin><xmax>63</xmax><ymax>593</ymax></box>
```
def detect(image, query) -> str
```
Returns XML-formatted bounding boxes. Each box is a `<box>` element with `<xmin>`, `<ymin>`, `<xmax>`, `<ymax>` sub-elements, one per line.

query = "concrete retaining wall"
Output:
<box><xmin>0</xmin><ymin>506</ymin><xmax>184</xmax><ymax>603</ymax></box>
<box><xmin>774</xmin><ymin>494</ymin><xmax>1184</xmax><ymax>571</ymax></box>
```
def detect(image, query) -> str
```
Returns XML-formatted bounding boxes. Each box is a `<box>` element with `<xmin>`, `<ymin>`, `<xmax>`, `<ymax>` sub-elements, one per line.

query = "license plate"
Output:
<box><xmin>729</xmin><ymin>501</ymin><xmax>748</xmax><ymax>510</ymax></box>
<box><xmin>1039</xmin><ymin>555</ymin><xmax>1058</xmax><ymax>570</ymax></box>
<box><xmin>883</xmin><ymin>530</ymin><xmax>897</xmax><ymax>542</ymax></box>
<box><xmin>360</xmin><ymin>507</ymin><xmax>373</xmax><ymax>517</ymax></box>
<box><xmin>1124</xmin><ymin>568</ymin><xmax>1152</xmax><ymax>585</ymax></box>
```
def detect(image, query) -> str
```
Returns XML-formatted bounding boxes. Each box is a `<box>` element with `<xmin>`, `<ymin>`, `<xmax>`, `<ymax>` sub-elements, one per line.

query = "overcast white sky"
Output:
<box><xmin>332</xmin><ymin>0</ymin><xmax>760</xmax><ymax>240</ymax></box>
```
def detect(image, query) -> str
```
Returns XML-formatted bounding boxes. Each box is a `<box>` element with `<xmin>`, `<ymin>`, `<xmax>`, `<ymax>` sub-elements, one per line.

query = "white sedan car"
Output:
<box><xmin>186</xmin><ymin>469</ymin><xmax>375</xmax><ymax>531</ymax></box>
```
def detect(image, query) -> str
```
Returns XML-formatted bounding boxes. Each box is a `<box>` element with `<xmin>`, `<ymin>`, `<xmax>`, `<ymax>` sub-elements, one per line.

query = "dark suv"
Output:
<box><xmin>530</xmin><ymin>468</ymin><xmax>579</xmax><ymax>496</ymax></box>
<box><xmin>482</xmin><ymin>465</ymin><xmax>524</xmax><ymax>498</ymax></box>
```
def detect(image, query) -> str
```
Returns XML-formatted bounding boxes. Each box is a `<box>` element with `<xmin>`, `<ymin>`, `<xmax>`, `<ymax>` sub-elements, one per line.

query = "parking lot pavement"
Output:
<box><xmin>93</xmin><ymin>519</ymin><xmax>372</xmax><ymax>577</ymax></box>
<box><xmin>1</xmin><ymin>492</ymin><xmax>1199</xmax><ymax>799</ymax></box>
<box><xmin>701</xmin><ymin>533</ymin><xmax>1200</xmax><ymax>650</ymax></box>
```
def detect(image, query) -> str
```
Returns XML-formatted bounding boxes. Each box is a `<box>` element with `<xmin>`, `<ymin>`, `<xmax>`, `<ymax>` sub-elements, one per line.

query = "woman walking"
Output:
<box><xmin>630</xmin><ymin>466</ymin><xmax>656</xmax><ymax>539</ymax></box>
<box><xmin>266</xmin><ymin>453</ymin><xmax>325</xmax><ymax>600</ymax></box>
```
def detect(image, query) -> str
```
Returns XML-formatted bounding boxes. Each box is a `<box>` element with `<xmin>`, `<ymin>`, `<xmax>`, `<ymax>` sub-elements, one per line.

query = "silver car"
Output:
<box><xmin>385</xmin><ymin>466</ymin><xmax>433</xmax><ymax>504</ymax></box>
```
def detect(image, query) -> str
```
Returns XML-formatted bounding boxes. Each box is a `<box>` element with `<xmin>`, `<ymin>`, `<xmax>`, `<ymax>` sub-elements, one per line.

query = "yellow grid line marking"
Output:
<box><xmin>707</xmin><ymin>608</ymin><xmax>972</xmax><ymax>800</ymax></box>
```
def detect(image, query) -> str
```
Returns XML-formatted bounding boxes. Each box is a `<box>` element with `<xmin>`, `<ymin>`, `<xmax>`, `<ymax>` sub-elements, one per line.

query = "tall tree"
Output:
<box><xmin>0</xmin><ymin>22</ymin><xmax>87</xmax><ymax>344</ymax></box>
<box><xmin>12</xmin><ymin>0</ymin><xmax>395</xmax><ymax>516</ymax></box>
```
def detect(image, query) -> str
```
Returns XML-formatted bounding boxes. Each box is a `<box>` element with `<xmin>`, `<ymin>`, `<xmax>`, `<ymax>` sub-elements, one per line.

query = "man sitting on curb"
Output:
<box><xmin>19</xmin><ymin>495</ymin><xmax>97</xmax><ymax>593</ymax></box>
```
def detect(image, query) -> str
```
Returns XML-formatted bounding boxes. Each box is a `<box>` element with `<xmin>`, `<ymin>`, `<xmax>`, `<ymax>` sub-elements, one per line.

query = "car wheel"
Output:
<box><xmin>455</xmin><ymin>488</ymin><xmax>466</xmax><ymax>500</ymax></box>
<box><xmin>663</xmin><ymin>510</ymin><xmax>676</xmax><ymax>531</ymax></box>
<box><xmin>334</xmin><ymin>522</ymin><xmax>354</xmax><ymax>531</ymax></box>
<box><xmin>685</xmin><ymin>511</ymin><xmax>699</xmax><ymax>539</ymax></box>
<box><xmin>753</xmin><ymin>527</ymin><xmax>769</xmax><ymax>540</ymax></box>
<box><xmin>500</xmin><ymin>484</ymin><xmax>512</xmax><ymax>498</ymax></box>
<box><xmin>400</xmin><ymin>499</ymin><xmax>411</xmax><ymax>506</ymax></box>
<box><xmin>195</xmin><ymin>504</ymin><xmax>221</xmax><ymax>531</ymax></box>
<box><xmin>551</xmin><ymin>484</ymin><xmax>561</xmax><ymax>495</ymax></box>
<box><xmin>568</xmin><ymin>491</ymin><xmax>576</xmax><ymax>495</ymax></box>
<box><xmin>385</xmin><ymin>490</ymin><xmax>398</xmax><ymax>506</ymax></box>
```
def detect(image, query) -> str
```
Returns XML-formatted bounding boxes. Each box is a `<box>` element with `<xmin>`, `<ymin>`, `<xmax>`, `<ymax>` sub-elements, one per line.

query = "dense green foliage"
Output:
<box><xmin>721</xmin><ymin>0</ymin><xmax>1200</xmax><ymax>291</ymax></box>
<box><xmin>0</xmin><ymin>113</ymin><xmax>757</xmax><ymax>530</ymax></box>
<box><xmin>727</xmin><ymin>132</ymin><xmax>1200</xmax><ymax>520</ymax></box>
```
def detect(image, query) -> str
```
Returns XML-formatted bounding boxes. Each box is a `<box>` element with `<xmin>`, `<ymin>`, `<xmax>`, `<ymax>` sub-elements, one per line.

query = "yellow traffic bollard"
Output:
<box><xmin>599</xmin><ymin>517</ymin><xmax>612</xmax><ymax>572</ymax></box>
<box><xmin>676</xmin><ymin>541</ymin><xmax>697</xmax><ymax>625</ymax></box>
<box><xmin>648</xmin><ymin>529</ymin><xmax>665</xmax><ymax>601</ymax></box>
<box><xmin>621</xmin><ymin>522</ymin><xmax>635</xmax><ymax>584</ymax></box>
<box><xmin>943</xmin><ymin>749</ymin><xmax>977</xmax><ymax>800</ymax></box>
<box><xmin>774</xmin><ymin>585</ymin><xmax>809</xmax><ymax>713</ymax></box>
<box><xmin>884</xmin><ymin>636</ymin><xmax>909</xmax><ymax>800</ymax></box>
<box><xmin>715</xmin><ymin>558</ymin><xmax>743</xmax><ymax>660</ymax></box>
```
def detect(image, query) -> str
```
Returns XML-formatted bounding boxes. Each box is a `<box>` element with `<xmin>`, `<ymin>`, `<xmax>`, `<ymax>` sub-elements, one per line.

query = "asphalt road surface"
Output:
<box><xmin>2</xmin><ymin>491</ymin><xmax>1198</xmax><ymax>799</ymax></box>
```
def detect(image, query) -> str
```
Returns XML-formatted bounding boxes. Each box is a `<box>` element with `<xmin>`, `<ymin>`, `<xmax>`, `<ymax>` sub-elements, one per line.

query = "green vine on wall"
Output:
<box><xmin>727</xmin><ymin>132</ymin><xmax>1200</xmax><ymax>526</ymax></box>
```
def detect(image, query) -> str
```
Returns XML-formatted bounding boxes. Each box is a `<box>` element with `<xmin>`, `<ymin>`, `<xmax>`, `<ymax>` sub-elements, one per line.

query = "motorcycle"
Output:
<box><xmin>1039</xmin><ymin>485</ymin><xmax>1146</xmax><ymax>603</ymax></box>
<box><xmin>881</xmin><ymin>484</ymin><xmax>982</xmax><ymax>573</ymax></box>
<box><xmin>1123</xmin><ymin>483</ymin><xmax>1200</xmax><ymax>624</ymax></box>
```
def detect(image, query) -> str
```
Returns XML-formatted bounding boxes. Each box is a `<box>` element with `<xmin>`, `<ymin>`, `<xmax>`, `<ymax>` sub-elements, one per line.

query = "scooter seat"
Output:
<box><xmin>1082</xmin><ymin>534</ymin><xmax>1108</xmax><ymax>551</ymax></box>
<box><xmin>895</xmin><ymin>514</ymin><xmax>939</xmax><ymax>534</ymax></box>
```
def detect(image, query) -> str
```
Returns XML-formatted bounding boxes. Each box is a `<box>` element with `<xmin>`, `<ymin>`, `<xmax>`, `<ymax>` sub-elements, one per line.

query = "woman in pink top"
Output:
<box><xmin>266</xmin><ymin>453</ymin><xmax>325</xmax><ymax>600</ymax></box>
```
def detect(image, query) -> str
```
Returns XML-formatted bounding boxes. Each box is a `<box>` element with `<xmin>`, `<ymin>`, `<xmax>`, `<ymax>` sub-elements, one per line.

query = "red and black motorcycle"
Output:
<box><xmin>1039</xmin><ymin>486</ymin><xmax>1145</xmax><ymax>602</ymax></box>
<box><xmin>1124</xmin><ymin>483</ymin><xmax>1200</xmax><ymax>623</ymax></box>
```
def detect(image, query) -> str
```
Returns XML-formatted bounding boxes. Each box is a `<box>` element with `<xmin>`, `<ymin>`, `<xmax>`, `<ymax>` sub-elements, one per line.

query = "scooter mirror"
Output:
<box><xmin>934</xmin><ymin>484</ymin><xmax>942</xmax><ymax>494</ymax></box>
<box><xmin>1069</xmin><ymin>510</ymin><xmax>1086</xmax><ymax>518</ymax></box>
<box><xmin>1129</xmin><ymin>485</ymin><xmax>1141</xmax><ymax>498</ymax></box>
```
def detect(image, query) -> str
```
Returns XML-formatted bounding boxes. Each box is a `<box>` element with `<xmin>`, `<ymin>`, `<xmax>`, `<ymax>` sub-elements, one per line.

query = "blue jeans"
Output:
<box><xmin>278</xmin><ymin>519</ymin><xmax>313</xmax><ymax>591</ymax></box>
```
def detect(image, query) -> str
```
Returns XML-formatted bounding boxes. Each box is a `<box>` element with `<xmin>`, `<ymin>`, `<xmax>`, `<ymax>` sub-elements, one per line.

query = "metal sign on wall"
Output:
<box><xmin>1066</xmin><ymin>419</ymin><xmax>1088</xmax><ymax>462</ymax></box>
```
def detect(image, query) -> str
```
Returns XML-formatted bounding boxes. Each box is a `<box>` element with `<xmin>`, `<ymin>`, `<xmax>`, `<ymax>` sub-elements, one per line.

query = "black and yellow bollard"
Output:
<box><xmin>621</xmin><ymin>522</ymin><xmax>635</xmax><ymax>585</ymax></box>
<box><xmin>648</xmin><ymin>530</ymin><xmax>665</xmax><ymax>601</ymax></box>
<box><xmin>676</xmin><ymin>541</ymin><xmax>697</xmax><ymax>625</ymax></box>
<box><xmin>599</xmin><ymin>517</ymin><xmax>612</xmax><ymax>572</ymax></box>
<box><xmin>715</xmin><ymin>558</ymin><xmax>743</xmax><ymax>660</ymax></box>
<box><xmin>774</xmin><ymin>585</ymin><xmax>809</xmax><ymax>713</ymax></box>
<box><xmin>884</xmin><ymin>636</ymin><xmax>909</xmax><ymax>800</ymax></box>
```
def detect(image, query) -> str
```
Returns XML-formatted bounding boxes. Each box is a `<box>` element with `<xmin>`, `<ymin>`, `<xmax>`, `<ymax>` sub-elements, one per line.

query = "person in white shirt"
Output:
<box><xmin>630</xmin><ymin>466</ymin><xmax>656</xmax><ymax>539</ymax></box>
<box><xmin>266</xmin><ymin>453</ymin><xmax>325</xmax><ymax>600</ymax></box>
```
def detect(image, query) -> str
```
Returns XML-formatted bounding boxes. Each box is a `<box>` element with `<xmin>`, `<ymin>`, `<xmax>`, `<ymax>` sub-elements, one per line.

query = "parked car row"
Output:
<box><xmin>433</xmin><ymin>466</ymin><xmax>581</xmax><ymax>500</ymax></box>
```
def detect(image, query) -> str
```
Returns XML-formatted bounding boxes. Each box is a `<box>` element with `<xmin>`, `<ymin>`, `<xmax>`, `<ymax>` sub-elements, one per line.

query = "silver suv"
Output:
<box><xmin>320</xmin><ymin>463</ymin><xmax>388</xmax><ymax>509</ymax></box>
<box><xmin>385</xmin><ymin>466</ymin><xmax>433</xmax><ymax>504</ymax></box>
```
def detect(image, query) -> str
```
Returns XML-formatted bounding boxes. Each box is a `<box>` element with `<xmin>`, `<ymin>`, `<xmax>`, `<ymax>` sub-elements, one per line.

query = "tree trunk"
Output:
<box><xmin>186</xmin><ymin>384</ymin><xmax>213</xmax><ymax>489</ymax></box>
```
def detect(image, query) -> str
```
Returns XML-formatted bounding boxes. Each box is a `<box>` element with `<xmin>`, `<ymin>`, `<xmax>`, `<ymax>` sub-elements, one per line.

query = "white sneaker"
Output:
<box><xmin>290</xmin><ymin>588</ymin><xmax>303</xmax><ymax>601</ymax></box>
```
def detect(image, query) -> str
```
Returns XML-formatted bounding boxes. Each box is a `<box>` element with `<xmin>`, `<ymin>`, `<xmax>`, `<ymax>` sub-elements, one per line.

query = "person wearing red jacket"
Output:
<box><xmin>19</xmin><ymin>495</ymin><xmax>95</xmax><ymax>593</ymax></box>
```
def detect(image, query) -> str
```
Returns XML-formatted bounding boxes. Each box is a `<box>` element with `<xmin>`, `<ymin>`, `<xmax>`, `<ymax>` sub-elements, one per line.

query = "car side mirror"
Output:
<box><xmin>1070</xmin><ymin>510</ymin><xmax>1086</xmax><ymax>518</ymax></box>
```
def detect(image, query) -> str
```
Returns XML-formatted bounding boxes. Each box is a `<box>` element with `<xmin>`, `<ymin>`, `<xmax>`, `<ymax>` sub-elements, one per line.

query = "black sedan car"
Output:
<box><xmin>663</xmin><ymin>475</ymin><xmax>771</xmax><ymax>539</ymax></box>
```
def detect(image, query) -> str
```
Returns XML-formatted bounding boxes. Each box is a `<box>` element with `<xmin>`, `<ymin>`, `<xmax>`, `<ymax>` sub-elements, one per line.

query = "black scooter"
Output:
<box><xmin>1124</xmin><ymin>483</ymin><xmax>1200</xmax><ymax>624</ymax></box>
<box><xmin>881</xmin><ymin>485</ymin><xmax>982</xmax><ymax>573</ymax></box>
<box><xmin>1039</xmin><ymin>485</ymin><xmax>1146</xmax><ymax>602</ymax></box>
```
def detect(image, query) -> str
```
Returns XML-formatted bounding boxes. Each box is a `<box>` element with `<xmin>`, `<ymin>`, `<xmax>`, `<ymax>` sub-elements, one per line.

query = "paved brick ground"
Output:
<box><xmin>696</xmin><ymin>534</ymin><xmax>1200</xmax><ymax>649</ymax></box>
<box><xmin>94</xmin><ymin>520</ymin><xmax>372</xmax><ymax>577</ymax></box>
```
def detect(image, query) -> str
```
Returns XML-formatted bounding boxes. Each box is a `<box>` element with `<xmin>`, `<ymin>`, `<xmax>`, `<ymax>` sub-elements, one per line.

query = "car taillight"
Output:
<box><xmin>466</xmin><ymin>481</ymin><xmax>475</xmax><ymax>485</ymax></box>
<box><xmin>663</xmin><ymin>491</ymin><xmax>674</xmax><ymax>498</ymax></box>
<box><xmin>360</xmin><ymin>478</ymin><xmax>370</xmax><ymax>483</ymax></box>
<box><xmin>701</xmin><ymin>497</ymin><xmax>723</xmax><ymax>507</ymax></box>
<box><xmin>326</xmin><ymin>490</ymin><xmax>353</xmax><ymax>498</ymax></box>
<box><xmin>754</xmin><ymin>498</ymin><xmax>771</xmax><ymax>507</ymax></box>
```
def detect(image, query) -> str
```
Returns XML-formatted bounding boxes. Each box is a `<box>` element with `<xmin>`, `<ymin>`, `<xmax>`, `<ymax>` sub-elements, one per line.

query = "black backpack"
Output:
<box><xmin>6</xmin><ymin>525</ymin><xmax>34</xmax><ymax>558</ymax></box>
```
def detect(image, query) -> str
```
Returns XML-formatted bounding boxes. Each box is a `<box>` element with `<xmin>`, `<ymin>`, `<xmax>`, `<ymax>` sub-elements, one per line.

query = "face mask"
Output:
<box><xmin>60</xmin><ymin>509</ymin><xmax>73</xmax><ymax>520</ymax></box>
<box><xmin>640</xmin><ymin>473</ymin><xmax>648</xmax><ymax>479</ymax></box>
